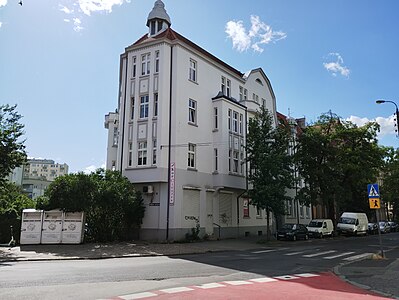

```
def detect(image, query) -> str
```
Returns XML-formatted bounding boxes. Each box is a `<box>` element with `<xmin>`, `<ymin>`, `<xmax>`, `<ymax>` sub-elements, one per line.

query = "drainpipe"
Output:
<box><xmin>166</xmin><ymin>44</ymin><xmax>173</xmax><ymax>241</ymax></box>
<box><xmin>120</xmin><ymin>54</ymin><xmax>128</xmax><ymax>173</ymax></box>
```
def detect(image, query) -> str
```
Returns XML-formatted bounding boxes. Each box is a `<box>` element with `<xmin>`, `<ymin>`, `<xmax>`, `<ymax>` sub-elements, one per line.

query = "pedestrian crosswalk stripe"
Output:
<box><xmin>224</xmin><ymin>280</ymin><xmax>253</xmax><ymax>285</ymax></box>
<box><xmin>252</xmin><ymin>249</ymin><xmax>277</xmax><ymax>254</ymax></box>
<box><xmin>303</xmin><ymin>250</ymin><xmax>336</xmax><ymax>258</ymax></box>
<box><xmin>159</xmin><ymin>287</ymin><xmax>194</xmax><ymax>294</ymax></box>
<box><xmin>284</xmin><ymin>251</ymin><xmax>305</xmax><ymax>256</ymax></box>
<box><xmin>195</xmin><ymin>283</ymin><xmax>225</xmax><ymax>289</ymax></box>
<box><xmin>250</xmin><ymin>277</ymin><xmax>278</xmax><ymax>283</ymax></box>
<box><xmin>294</xmin><ymin>273</ymin><xmax>320</xmax><ymax>278</ymax></box>
<box><xmin>119</xmin><ymin>292</ymin><xmax>158</xmax><ymax>299</ymax></box>
<box><xmin>323</xmin><ymin>252</ymin><xmax>355</xmax><ymax>259</ymax></box>
<box><xmin>343</xmin><ymin>253</ymin><xmax>372</xmax><ymax>261</ymax></box>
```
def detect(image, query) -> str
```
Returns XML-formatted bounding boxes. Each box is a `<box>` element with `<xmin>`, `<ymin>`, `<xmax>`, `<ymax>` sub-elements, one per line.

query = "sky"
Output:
<box><xmin>1</xmin><ymin>0</ymin><xmax>399</xmax><ymax>173</ymax></box>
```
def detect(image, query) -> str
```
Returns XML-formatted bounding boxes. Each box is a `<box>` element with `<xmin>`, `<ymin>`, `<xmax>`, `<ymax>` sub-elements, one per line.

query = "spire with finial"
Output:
<box><xmin>147</xmin><ymin>0</ymin><xmax>171</xmax><ymax>37</ymax></box>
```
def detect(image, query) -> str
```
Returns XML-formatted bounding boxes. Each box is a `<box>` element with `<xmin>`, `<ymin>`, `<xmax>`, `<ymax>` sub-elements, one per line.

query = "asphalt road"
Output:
<box><xmin>1</xmin><ymin>233</ymin><xmax>398</xmax><ymax>300</ymax></box>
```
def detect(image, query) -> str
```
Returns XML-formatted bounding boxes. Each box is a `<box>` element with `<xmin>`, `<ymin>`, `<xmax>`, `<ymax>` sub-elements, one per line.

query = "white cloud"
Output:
<box><xmin>59</xmin><ymin>5</ymin><xmax>74</xmax><ymax>14</ymax></box>
<box><xmin>77</xmin><ymin>0</ymin><xmax>125</xmax><ymax>16</ymax></box>
<box><xmin>83</xmin><ymin>163</ymin><xmax>106</xmax><ymax>174</ymax></box>
<box><xmin>0</xmin><ymin>0</ymin><xmax>7</xmax><ymax>8</ymax></box>
<box><xmin>323</xmin><ymin>53</ymin><xmax>350</xmax><ymax>78</ymax></box>
<box><xmin>346</xmin><ymin>115</ymin><xmax>396</xmax><ymax>137</ymax></box>
<box><xmin>226</xmin><ymin>15</ymin><xmax>286</xmax><ymax>53</ymax></box>
<box><xmin>64</xmin><ymin>19</ymin><xmax>71</xmax><ymax>23</ymax></box>
<box><xmin>73</xmin><ymin>17</ymin><xmax>83</xmax><ymax>32</ymax></box>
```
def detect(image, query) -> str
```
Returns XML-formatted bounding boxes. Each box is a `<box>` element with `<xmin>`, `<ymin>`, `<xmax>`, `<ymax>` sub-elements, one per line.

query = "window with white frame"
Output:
<box><xmin>214</xmin><ymin>107</ymin><xmax>218</xmax><ymax>129</ymax></box>
<box><xmin>188</xmin><ymin>143</ymin><xmax>196</xmax><ymax>168</ymax></box>
<box><xmin>152</xmin><ymin>139</ymin><xmax>157</xmax><ymax>165</ymax></box>
<box><xmin>132</xmin><ymin>56</ymin><xmax>137</xmax><ymax>78</ymax></box>
<box><xmin>239</xmin><ymin>113</ymin><xmax>243</xmax><ymax>134</ymax></box>
<box><xmin>140</xmin><ymin>95</ymin><xmax>149</xmax><ymax>118</ymax></box>
<box><xmin>189</xmin><ymin>99</ymin><xmax>197</xmax><ymax>124</ymax></box>
<box><xmin>226</xmin><ymin>79</ymin><xmax>231</xmax><ymax>97</ymax></box>
<box><xmin>262</xmin><ymin>98</ymin><xmax>266</xmax><ymax>107</ymax></box>
<box><xmin>155</xmin><ymin>51</ymin><xmax>159</xmax><ymax>73</ymax></box>
<box><xmin>141</xmin><ymin>53</ymin><xmax>150</xmax><ymax>76</ymax></box>
<box><xmin>130</xmin><ymin>97</ymin><xmax>135</xmax><ymax>120</ymax></box>
<box><xmin>228</xmin><ymin>149</ymin><xmax>232</xmax><ymax>172</ymax></box>
<box><xmin>232</xmin><ymin>111</ymin><xmax>238</xmax><ymax>133</ymax></box>
<box><xmin>239</xmin><ymin>86</ymin><xmax>243</xmax><ymax>101</ymax></box>
<box><xmin>153</xmin><ymin>93</ymin><xmax>158</xmax><ymax>117</ymax></box>
<box><xmin>221</xmin><ymin>76</ymin><xmax>226</xmax><ymax>95</ymax></box>
<box><xmin>244</xmin><ymin>88</ymin><xmax>248</xmax><ymax>100</ymax></box>
<box><xmin>228</xmin><ymin>109</ymin><xmax>232</xmax><ymax>131</ymax></box>
<box><xmin>286</xmin><ymin>200</ymin><xmax>293</xmax><ymax>216</ymax></box>
<box><xmin>214</xmin><ymin>148</ymin><xmax>218</xmax><ymax>172</ymax></box>
<box><xmin>138</xmin><ymin>141</ymin><xmax>147</xmax><ymax>166</ymax></box>
<box><xmin>189</xmin><ymin>59</ymin><xmax>197</xmax><ymax>82</ymax></box>
<box><xmin>233</xmin><ymin>150</ymin><xmax>239</xmax><ymax>173</ymax></box>
<box><xmin>128</xmin><ymin>142</ymin><xmax>133</xmax><ymax>166</ymax></box>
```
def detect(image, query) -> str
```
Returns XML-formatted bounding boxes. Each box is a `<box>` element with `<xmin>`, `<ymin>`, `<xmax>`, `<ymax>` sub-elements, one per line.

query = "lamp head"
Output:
<box><xmin>376</xmin><ymin>100</ymin><xmax>386</xmax><ymax>104</ymax></box>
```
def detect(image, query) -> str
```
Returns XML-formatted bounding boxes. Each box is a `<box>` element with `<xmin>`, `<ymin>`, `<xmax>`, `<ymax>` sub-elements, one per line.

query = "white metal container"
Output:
<box><xmin>61</xmin><ymin>212</ymin><xmax>84</xmax><ymax>244</ymax></box>
<box><xmin>41</xmin><ymin>210</ymin><xmax>63</xmax><ymax>244</ymax></box>
<box><xmin>20</xmin><ymin>209</ymin><xmax>43</xmax><ymax>245</ymax></box>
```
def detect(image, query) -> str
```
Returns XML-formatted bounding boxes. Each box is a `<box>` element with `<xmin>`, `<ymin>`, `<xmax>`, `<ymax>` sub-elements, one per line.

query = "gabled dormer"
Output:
<box><xmin>147</xmin><ymin>0</ymin><xmax>171</xmax><ymax>37</ymax></box>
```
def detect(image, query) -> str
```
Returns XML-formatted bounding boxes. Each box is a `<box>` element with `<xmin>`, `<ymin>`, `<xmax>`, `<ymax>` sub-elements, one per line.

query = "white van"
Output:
<box><xmin>337</xmin><ymin>212</ymin><xmax>368</xmax><ymax>236</ymax></box>
<box><xmin>307</xmin><ymin>219</ymin><xmax>334</xmax><ymax>238</ymax></box>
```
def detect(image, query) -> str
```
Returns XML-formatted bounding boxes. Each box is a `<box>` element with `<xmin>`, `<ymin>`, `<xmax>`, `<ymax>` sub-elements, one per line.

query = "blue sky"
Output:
<box><xmin>1</xmin><ymin>0</ymin><xmax>398</xmax><ymax>173</ymax></box>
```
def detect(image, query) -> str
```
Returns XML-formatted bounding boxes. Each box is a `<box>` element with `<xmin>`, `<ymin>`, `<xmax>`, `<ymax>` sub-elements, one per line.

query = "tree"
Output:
<box><xmin>0</xmin><ymin>182</ymin><xmax>35</xmax><ymax>243</ymax></box>
<box><xmin>0</xmin><ymin>104</ymin><xmax>26</xmax><ymax>185</ymax></box>
<box><xmin>381</xmin><ymin>148</ymin><xmax>399</xmax><ymax>221</ymax></box>
<box><xmin>246</xmin><ymin>107</ymin><xmax>294</xmax><ymax>240</ymax></box>
<box><xmin>295</xmin><ymin>111</ymin><xmax>385</xmax><ymax>223</ymax></box>
<box><xmin>38</xmin><ymin>169</ymin><xmax>145</xmax><ymax>242</ymax></box>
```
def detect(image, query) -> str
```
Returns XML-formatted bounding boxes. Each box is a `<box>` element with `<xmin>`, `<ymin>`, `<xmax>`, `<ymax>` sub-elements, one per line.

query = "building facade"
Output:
<box><xmin>105</xmin><ymin>1</ymin><xmax>310</xmax><ymax>241</ymax></box>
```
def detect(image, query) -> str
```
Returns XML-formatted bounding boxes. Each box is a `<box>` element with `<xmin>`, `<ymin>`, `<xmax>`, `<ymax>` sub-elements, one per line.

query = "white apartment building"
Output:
<box><xmin>23</xmin><ymin>159</ymin><xmax>68</xmax><ymax>181</ymax></box>
<box><xmin>105</xmin><ymin>1</ymin><xmax>310</xmax><ymax>241</ymax></box>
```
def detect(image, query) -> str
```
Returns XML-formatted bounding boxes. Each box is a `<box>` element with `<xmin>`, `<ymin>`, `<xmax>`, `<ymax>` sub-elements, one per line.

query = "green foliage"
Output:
<box><xmin>184</xmin><ymin>218</ymin><xmax>201</xmax><ymax>242</ymax></box>
<box><xmin>38</xmin><ymin>169</ymin><xmax>145</xmax><ymax>242</ymax></box>
<box><xmin>0</xmin><ymin>104</ymin><xmax>26</xmax><ymax>186</ymax></box>
<box><xmin>295</xmin><ymin>111</ymin><xmax>385</xmax><ymax>221</ymax></box>
<box><xmin>381</xmin><ymin>148</ymin><xmax>399</xmax><ymax>221</ymax></box>
<box><xmin>246</xmin><ymin>107</ymin><xmax>294</xmax><ymax>218</ymax></box>
<box><xmin>0</xmin><ymin>182</ymin><xmax>35</xmax><ymax>243</ymax></box>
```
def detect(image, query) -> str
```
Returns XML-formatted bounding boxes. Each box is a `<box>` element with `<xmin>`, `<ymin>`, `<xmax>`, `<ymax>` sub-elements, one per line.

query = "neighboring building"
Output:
<box><xmin>104</xmin><ymin>1</ymin><xmax>304</xmax><ymax>240</ymax></box>
<box><xmin>8</xmin><ymin>159</ymin><xmax>69</xmax><ymax>199</ymax></box>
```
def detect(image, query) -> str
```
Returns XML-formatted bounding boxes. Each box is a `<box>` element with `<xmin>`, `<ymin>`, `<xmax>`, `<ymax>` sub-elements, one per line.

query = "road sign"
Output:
<box><xmin>367</xmin><ymin>183</ymin><xmax>379</xmax><ymax>198</ymax></box>
<box><xmin>369</xmin><ymin>198</ymin><xmax>381</xmax><ymax>209</ymax></box>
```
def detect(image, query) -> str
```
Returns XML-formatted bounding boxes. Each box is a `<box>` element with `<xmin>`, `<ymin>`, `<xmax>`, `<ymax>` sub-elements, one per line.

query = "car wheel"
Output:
<box><xmin>292</xmin><ymin>235</ymin><xmax>297</xmax><ymax>241</ymax></box>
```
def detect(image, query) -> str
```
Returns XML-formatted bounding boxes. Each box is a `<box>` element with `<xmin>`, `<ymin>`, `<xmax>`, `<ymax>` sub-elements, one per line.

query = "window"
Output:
<box><xmin>189</xmin><ymin>59</ymin><xmax>197</xmax><ymax>82</ymax></box>
<box><xmin>239</xmin><ymin>114</ymin><xmax>243</xmax><ymax>134</ymax></box>
<box><xmin>152</xmin><ymin>139</ymin><xmax>157</xmax><ymax>165</ymax></box>
<box><xmin>150</xmin><ymin>20</ymin><xmax>156</xmax><ymax>35</ymax></box>
<box><xmin>228</xmin><ymin>150</ymin><xmax>232</xmax><ymax>172</ymax></box>
<box><xmin>140</xmin><ymin>95</ymin><xmax>149</xmax><ymax>118</ymax></box>
<box><xmin>214</xmin><ymin>107</ymin><xmax>218</xmax><ymax>129</ymax></box>
<box><xmin>128</xmin><ymin>142</ymin><xmax>133</xmax><ymax>166</ymax></box>
<box><xmin>244</xmin><ymin>88</ymin><xmax>248</xmax><ymax>100</ymax></box>
<box><xmin>188</xmin><ymin>143</ymin><xmax>196</xmax><ymax>168</ymax></box>
<box><xmin>286</xmin><ymin>200</ymin><xmax>293</xmax><ymax>216</ymax></box>
<box><xmin>113</xmin><ymin>127</ymin><xmax>118</xmax><ymax>146</ymax></box>
<box><xmin>252</xmin><ymin>93</ymin><xmax>256</xmax><ymax>101</ymax></box>
<box><xmin>214</xmin><ymin>148</ymin><xmax>218</xmax><ymax>172</ymax></box>
<box><xmin>189</xmin><ymin>99</ymin><xmax>197</xmax><ymax>124</ymax></box>
<box><xmin>155</xmin><ymin>51</ymin><xmax>159</xmax><ymax>73</ymax></box>
<box><xmin>256</xmin><ymin>207</ymin><xmax>262</xmax><ymax>218</ymax></box>
<box><xmin>226</xmin><ymin>79</ymin><xmax>231</xmax><ymax>97</ymax></box>
<box><xmin>221</xmin><ymin>76</ymin><xmax>226</xmax><ymax>95</ymax></box>
<box><xmin>138</xmin><ymin>141</ymin><xmax>147</xmax><ymax>166</ymax></box>
<box><xmin>132</xmin><ymin>56</ymin><xmax>137</xmax><ymax>78</ymax></box>
<box><xmin>239</xmin><ymin>86</ymin><xmax>243</xmax><ymax>101</ymax></box>
<box><xmin>130</xmin><ymin>97</ymin><xmax>135</xmax><ymax>119</ymax></box>
<box><xmin>153</xmin><ymin>93</ymin><xmax>158</xmax><ymax>117</ymax></box>
<box><xmin>232</xmin><ymin>111</ymin><xmax>238</xmax><ymax>133</ymax></box>
<box><xmin>240</xmin><ymin>152</ymin><xmax>244</xmax><ymax>174</ymax></box>
<box><xmin>256</xmin><ymin>95</ymin><xmax>259</xmax><ymax>103</ymax></box>
<box><xmin>157</xmin><ymin>20</ymin><xmax>163</xmax><ymax>32</ymax></box>
<box><xmin>141</xmin><ymin>53</ymin><xmax>150</xmax><ymax>76</ymax></box>
<box><xmin>233</xmin><ymin>151</ymin><xmax>239</xmax><ymax>172</ymax></box>
<box><xmin>228</xmin><ymin>109</ymin><xmax>232</xmax><ymax>130</ymax></box>
<box><xmin>262</xmin><ymin>98</ymin><xmax>266</xmax><ymax>107</ymax></box>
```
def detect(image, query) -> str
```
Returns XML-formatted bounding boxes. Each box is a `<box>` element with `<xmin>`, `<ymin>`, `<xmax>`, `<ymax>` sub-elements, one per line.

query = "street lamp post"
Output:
<box><xmin>376</xmin><ymin>100</ymin><xmax>399</xmax><ymax>137</ymax></box>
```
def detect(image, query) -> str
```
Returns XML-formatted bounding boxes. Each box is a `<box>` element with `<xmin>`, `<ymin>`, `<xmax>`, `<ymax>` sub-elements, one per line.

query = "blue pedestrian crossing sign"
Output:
<box><xmin>367</xmin><ymin>183</ymin><xmax>379</xmax><ymax>198</ymax></box>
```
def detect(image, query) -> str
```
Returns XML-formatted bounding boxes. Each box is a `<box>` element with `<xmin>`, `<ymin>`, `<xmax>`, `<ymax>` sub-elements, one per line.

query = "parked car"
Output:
<box><xmin>307</xmin><ymin>219</ymin><xmax>334</xmax><ymax>238</ymax></box>
<box><xmin>368</xmin><ymin>222</ymin><xmax>378</xmax><ymax>235</ymax></box>
<box><xmin>276</xmin><ymin>224</ymin><xmax>309</xmax><ymax>241</ymax></box>
<box><xmin>379</xmin><ymin>221</ymin><xmax>391</xmax><ymax>233</ymax></box>
<box><xmin>388</xmin><ymin>222</ymin><xmax>398</xmax><ymax>232</ymax></box>
<box><xmin>337</xmin><ymin>212</ymin><xmax>368</xmax><ymax>236</ymax></box>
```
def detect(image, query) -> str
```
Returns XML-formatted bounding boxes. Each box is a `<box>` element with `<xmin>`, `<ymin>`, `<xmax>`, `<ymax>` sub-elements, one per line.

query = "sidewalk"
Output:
<box><xmin>1</xmin><ymin>238</ymin><xmax>398</xmax><ymax>299</ymax></box>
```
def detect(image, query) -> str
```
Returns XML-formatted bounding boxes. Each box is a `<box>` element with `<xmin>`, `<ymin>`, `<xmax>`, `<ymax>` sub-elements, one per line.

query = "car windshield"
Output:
<box><xmin>308</xmin><ymin>221</ymin><xmax>323</xmax><ymax>228</ymax></box>
<box><xmin>282</xmin><ymin>224</ymin><xmax>294</xmax><ymax>230</ymax></box>
<box><xmin>339</xmin><ymin>217</ymin><xmax>356</xmax><ymax>224</ymax></box>
<box><xmin>379</xmin><ymin>222</ymin><xmax>385</xmax><ymax>226</ymax></box>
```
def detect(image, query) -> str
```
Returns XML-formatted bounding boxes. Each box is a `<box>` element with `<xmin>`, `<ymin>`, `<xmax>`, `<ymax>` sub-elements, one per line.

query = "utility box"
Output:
<box><xmin>61</xmin><ymin>212</ymin><xmax>84</xmax><ymax>244</ymax></box>
<box><xmin>41</xmin><ymin>210</ymin><xmax>63</xmax><ymax>244</ymax></box>
<box><xmin>20</xmin><ymin>209</ymin><xmax>43</xmax><ymax>245</ymax></box>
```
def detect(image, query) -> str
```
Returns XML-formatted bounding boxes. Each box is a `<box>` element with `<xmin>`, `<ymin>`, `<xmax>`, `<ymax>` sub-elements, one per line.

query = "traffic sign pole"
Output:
<box><xmin>375</xmin><ymin>211</ymin><xmax>384</xmax><ymax>258</ymax></box>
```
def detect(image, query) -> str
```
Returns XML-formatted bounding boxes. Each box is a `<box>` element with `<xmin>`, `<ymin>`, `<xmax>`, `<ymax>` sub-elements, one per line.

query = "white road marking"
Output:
<box><xmin>195</xmin><ymin>283</ymin><xmax>225</xmax><ymax>289</ymax></box>
<box><xmin>250</xmin><ymin>277</ymin><xmax>278</xmax><ymax>283</ymax></box>
<box><xmin>303</xmin><ymin>250</ymin><xmax>336</xmax><ymax>258</ymax></box>
<box><xmin>343</xmin><ymin>253</ymin><xmax>372</xmax><ymax>261</ymax></box>
<box><xmin>284</xmin><ymin>251</ymin><xmax>305</xmax><ymax>256</ymax></box>
<box><xmin>119</xmin><ymin>292</ymin><xmax>158</xmax><ymax>299</ymax></box>
<box><xmin>252</xmin><ymin>249</ymin><xmax>276</xmax><ymax>254</ymax></box>
<box><xmin>224</xmin><ymin>280</ymin><xmax>253</xmax><ymax>286</ymax></box>
<box><xmin>274</xmin><ymin>275</ymin><xmax>299</xmax><ymax>280</ymax></box>
<box><xmin>159</xmin><ymin>287</ymin><xmax>194</xmax><ymax>294</ymax></box>
<box><xmin>323</xmin><ymin>252</ymin><xmax>355</xmax><ymax>259</ymax></box>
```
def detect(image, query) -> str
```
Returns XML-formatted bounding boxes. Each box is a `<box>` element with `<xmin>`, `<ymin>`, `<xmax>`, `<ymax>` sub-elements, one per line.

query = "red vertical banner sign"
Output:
<box><xmin>169</xmin><ymin>162</ymin><xmax>175</xmax><ymax>205</ymax></box>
